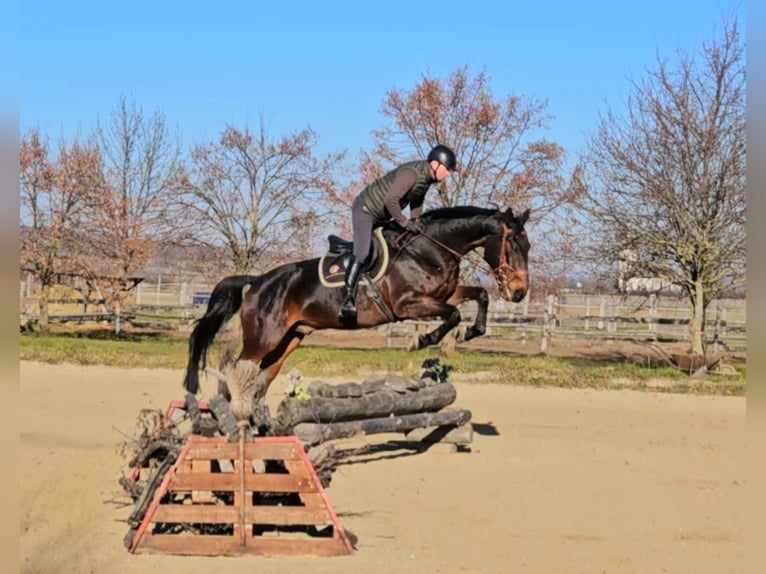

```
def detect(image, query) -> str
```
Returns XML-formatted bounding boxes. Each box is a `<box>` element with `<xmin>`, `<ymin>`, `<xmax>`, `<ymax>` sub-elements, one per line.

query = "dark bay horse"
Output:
<box><xmin>183</xmin><ymin>205</ymin><xmax>530</xmax><ymax>395</ymax></box>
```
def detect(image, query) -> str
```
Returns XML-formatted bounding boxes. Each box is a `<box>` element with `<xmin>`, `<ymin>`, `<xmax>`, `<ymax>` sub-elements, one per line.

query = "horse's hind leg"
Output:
<box><xmin>446</xmin><ymin>285</ymin><xmax>489</xmax><ymax>342</ymax></box>
<box><xmin>258</xmin><ymin>327</ymin><xmax>310</xmax><ymax>388</ymax></box>
<box><xmin>218</xmin><ymin>327</ymin><xmax>306</xmax><ymax>417</ymax></box>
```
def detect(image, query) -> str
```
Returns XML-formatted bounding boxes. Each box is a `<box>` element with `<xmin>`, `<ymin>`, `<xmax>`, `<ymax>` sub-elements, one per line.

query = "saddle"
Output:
<box><xmin>318</xmin><ymin>227</ymin><xmax>389</xmax><ymax>287</ymax></box>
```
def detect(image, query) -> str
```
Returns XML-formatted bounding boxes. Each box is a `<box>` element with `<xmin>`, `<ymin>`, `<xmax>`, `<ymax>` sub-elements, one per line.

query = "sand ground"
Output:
<box><xmin>20</xmin><ymin>361</ymin><xmax>745</xmax><ymax>574</ymax></box>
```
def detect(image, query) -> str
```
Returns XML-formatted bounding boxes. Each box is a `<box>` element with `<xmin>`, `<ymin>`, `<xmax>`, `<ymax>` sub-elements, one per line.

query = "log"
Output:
<box><xmin>404</xmin><ymin>422</ymin><xmax>473</xmax><ymax>445</ymax></box>
<box><xmin>307</xmin><ymin>443</ymin><xmax>337</xmax><ymax>488</ymax></box>
<box><xmin>276</xmin><ymin>382</ymin><xmax>457</xmax><ymax>430</ymax></box>
<box><xmin>291</xmin><ymin>408</ymin><xmax>471</xmax><ymax>446</ymax></box>
<box><xmin>207</xmin><ymin>395</ymin><xmax>237</xmax><ymax>434</ymax></box>
<box><xmin>305</xmin><ymin>375</ymin><xmax>425</xmax><ymax>398</ymax></box>
<box><xmin>207</xmin><ymin>394</ymin><xmax>250</xmax><ymax>441</ymax></box>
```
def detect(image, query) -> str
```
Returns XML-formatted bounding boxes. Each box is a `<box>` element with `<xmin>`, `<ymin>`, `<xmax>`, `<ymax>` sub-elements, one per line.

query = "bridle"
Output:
<box><xmin>396</xmin><ymin>222</ymin><xmax>528</xmax><ymax>289</ymax></box>
<box><xmin>491</xmin><ymin>224</ymin><xmax>528</xmax><ymax>292</ymax></box>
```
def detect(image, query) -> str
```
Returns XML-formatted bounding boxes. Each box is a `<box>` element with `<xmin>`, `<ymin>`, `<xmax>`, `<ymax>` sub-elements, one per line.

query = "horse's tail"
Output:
<box><xmin>183</xmin><ymin>275</ymin><xmax>254</xmax><ymax>394</ymax></box>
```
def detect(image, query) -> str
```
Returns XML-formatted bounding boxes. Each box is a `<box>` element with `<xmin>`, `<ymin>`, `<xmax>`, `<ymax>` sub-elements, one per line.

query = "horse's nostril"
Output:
<box><xmin>511</xmin><ymin>290</ymin><xmax>525</xmax><ymax>303</ymax></box>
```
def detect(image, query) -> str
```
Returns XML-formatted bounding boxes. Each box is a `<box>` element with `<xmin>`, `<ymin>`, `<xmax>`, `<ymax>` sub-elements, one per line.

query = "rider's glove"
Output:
<box><xmin>405</xmin><ymin>219</ymin><xmax>424</xmax><ymax>234</ymax></box>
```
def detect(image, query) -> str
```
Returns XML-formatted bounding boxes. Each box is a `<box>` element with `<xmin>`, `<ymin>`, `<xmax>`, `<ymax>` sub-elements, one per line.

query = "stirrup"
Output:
<box><xmin>339</xmin><ymin>297</ymin><xmax>357</xmax><ymax>319</ymax></box>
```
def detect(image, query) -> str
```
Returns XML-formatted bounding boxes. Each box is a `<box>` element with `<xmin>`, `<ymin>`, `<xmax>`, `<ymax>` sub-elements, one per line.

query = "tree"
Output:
<box><xmin>20</xmin><ymin>129</ymin><xmax>103</xmax><ymax>331</ymax></box>
<box><xmin>326</xmin><ymin>66</ymin><xmax>574</xmax><ymax>296</ymax></box>
<box><xmin>572</xmin><ymin>21</ymin><xmax>745</xmax><ymax>356</ymax></box>
<box><xmin>82</xmin><ymin>95</ymin><xmax>182</xmax><ymax>332</ymax></box>
<box><xmin>177</xmin><ymin>119</ymin><xmax>343</xmax><ymax>274</ymax></box>
<box><xmin>367</xmin><ymin>66</ymin><xmax>570</xmax><ymax>218</ymax></box>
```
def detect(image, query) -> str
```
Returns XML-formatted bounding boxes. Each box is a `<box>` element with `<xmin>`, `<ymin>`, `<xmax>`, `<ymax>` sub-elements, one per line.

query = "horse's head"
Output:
<box><xmin>484</xmin><ymin>207</ymin><xmax>530</xmax><ymax>303</ymax></box>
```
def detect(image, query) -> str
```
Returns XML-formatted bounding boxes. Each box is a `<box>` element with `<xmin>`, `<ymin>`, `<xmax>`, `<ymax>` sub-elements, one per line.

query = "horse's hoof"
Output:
<box><xmin>454</xmin><ymin>325</ymin><xmax>468</xmax><ymax>343</ymax></box>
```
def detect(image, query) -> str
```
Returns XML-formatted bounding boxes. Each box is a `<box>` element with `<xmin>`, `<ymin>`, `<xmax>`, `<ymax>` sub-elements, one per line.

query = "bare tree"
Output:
<box><xmin>364</xmin><ymin>66</ymin><xmax>570</xmax><ymax>219</ymax></box>
<box><xmin>323</xmin><ymin>66</ymin><xmax>574</xmax><ymax>296</ymax></box>
<box><xmin>20</xmin><ymin>129</ymin><xmax>103</xmax><ymax>330</ymax></box>
<box><xmin>177</xmin><ymin>120</ymin><xmax>343</xmax><ymax>274</ymax></box>
<box><xmin>573</xmin><ymin>21</ymin><xmax>746</xmax><ymax>356</ymax></box>
<box><xmin>82</xmin><ymin>95</ymin><xmax>181</xmax><ymax>332</ymax></box>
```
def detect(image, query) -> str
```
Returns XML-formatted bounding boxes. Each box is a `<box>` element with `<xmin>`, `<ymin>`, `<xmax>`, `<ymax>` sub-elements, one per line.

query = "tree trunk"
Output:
<box><xmin>292</xmin><ymin>408</ymin><xmax>472</xmax><ymax>446</ymax></box>
<box><xmin>38</xmin><ymin>281</ymin><xmax>51</xmax><ymax>332</ymax></box>
<box><xmin>275</xmin><ymin>383</ymin><xmax>457</xmax><ymax>431</ymax></box>
<box><xmin>689</xmin><ymin>281</ymin><xmax>705</xmax><ymax>355</ymax></box>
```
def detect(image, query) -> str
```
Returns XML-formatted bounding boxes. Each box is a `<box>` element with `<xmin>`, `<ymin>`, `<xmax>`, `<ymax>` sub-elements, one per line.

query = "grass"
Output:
<box><xmin>19</xmin><ymin>330</ymin><xmax>746</xmax><ymax>396</ymax></box>
<box><xmin>20</xmin><ymin>330</ymin><xmax>188</xmax><ymax>368</ymax></box>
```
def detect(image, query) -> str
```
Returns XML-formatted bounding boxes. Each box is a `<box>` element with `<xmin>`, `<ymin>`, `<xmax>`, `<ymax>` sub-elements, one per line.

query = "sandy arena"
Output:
<box><xmin>20</xmin><ymin>361</ymin><xmax>745</xmax><ymax>574</ymax></box>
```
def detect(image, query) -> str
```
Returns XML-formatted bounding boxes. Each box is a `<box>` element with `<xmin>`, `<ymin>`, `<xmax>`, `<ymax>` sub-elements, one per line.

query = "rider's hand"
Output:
<box><xmin>405</xmin><ymin>219</ymin><xmax>424</xmax><ymax>234</ymax></box>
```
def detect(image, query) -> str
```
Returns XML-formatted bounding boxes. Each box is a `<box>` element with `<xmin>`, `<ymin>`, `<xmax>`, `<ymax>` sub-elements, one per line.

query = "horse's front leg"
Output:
<box><xmin>393</xmin><ymin>297</ymin><xmax>462</xmax><ymax>350</ymax></box>
<box><xmin>446</xmin><ymin>285</ymin><xmax>490</xmax><ymax>342</ymax></box>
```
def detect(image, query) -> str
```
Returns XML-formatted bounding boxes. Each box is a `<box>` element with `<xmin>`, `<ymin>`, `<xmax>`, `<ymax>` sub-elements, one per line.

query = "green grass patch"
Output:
<box><xmin>19</xmin><ymin>331</ymin><xmax>745</xmax><ymax>396</ymax></box>
<box><xmin>20</xmin><ymin>330</ymin><xmax>188</xmax><ymax>369</ymax></box>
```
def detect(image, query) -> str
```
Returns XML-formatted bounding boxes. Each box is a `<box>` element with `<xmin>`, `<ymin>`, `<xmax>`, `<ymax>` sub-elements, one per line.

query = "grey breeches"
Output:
<box><xmin>351</xmin><ymin>195</ymin><xmax>378</xmax><ymax>261</ymax></box>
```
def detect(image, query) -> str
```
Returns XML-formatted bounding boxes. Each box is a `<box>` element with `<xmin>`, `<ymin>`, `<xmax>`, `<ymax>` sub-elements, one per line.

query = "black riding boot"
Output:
<box><xmin>339</xmin><ymin>255</ymin><xmax>363</xmax><ymax>319</ymax></box>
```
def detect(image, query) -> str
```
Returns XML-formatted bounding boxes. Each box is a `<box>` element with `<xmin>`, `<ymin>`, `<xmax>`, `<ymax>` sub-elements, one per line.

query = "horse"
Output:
<box><xmin>182</xmin><ymin>205</ymin><xmax>531</xmax><ymax>397</ymax></box>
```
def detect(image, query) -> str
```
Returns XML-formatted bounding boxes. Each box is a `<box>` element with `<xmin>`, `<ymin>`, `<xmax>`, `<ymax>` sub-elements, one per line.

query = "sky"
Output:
<box><xmin>19</xmin><ymin>0</ymin><xmax>745</xmax><ymax>172</ymax></box>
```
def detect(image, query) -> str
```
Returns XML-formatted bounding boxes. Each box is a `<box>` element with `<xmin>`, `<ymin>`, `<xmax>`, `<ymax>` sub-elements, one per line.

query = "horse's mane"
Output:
<box><xmin>419</xmin><ymin>205</ymin><xmax>500</xmax><ymax>221</ymax></box>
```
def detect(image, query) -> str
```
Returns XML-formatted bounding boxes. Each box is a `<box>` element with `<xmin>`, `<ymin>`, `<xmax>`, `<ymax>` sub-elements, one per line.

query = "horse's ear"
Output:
<box><xmin>520</xmin><ymin>208</ymin><xmax>530</xmax><ymax>225</ymax></box>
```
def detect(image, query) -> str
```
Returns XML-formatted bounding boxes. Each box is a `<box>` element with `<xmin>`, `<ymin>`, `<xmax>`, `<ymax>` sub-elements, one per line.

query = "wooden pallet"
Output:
<box><xmin>129</xmin><ymin>434</ymin><xmax>354</xmax><ymax>556</ymax></box>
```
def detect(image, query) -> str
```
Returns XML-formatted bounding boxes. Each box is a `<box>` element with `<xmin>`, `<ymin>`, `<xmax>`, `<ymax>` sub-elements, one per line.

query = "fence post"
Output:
<box><xmin>156</xmin><ymin>275</ymin><xmax>162</xmax><ymax>305</ymax></box>
<box><xmin>584</xmin><ymin>296</ymin><xmax>591</xmax><ymax>330</ymax></box>
<box><xmin>180</xmin><ymin>281</ymin><xmax>187</xmax><ymax>305</ymax></box>
<box><xmin>541</xmin><ymin>294</ymin><xmax>555</xmax><ymax>354</ymax></box>
<box><xmin>598</xmin><ymin>297</ymin><xmax>606</xmax><ymax>330</ymax></box>
<box><xmin>649</xmin><ymin>293</ymin><xmax>658</xmax><ymax>342</ymax></box>
<box><xmin>136</xmin><ymin>281</ymin><xmax>143</xmax><ymax>305</ymax></box>
<box><xmin>115</xmin><ymin>299</ymin><xmax>122</xmax><ymax>336</ymax></box>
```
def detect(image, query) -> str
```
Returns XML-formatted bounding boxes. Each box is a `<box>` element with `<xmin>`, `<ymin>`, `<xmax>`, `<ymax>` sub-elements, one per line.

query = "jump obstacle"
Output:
<box><xmin>121</xmin><ymin>358</ymin><xmax>471</xmax><ymax>557</ymax></box>
<box><xmin>126</xmin><ymin>401</ymin><xmax>354</xmax><ymax>557</ymax></box>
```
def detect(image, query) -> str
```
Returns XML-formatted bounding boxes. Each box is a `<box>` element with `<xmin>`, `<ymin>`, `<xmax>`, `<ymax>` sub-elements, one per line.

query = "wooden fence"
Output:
<box><xmin>382</xmin><ymin>292</ymin><xmax>746</xmax><ymax>354</ymax></box>
<box><xmin>20</xmin><ymin>276</ymin><xmax>747</xmax><ymax>354</ymax></box>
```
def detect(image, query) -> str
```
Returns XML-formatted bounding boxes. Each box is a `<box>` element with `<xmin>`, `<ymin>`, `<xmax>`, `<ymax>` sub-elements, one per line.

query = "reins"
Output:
<box><xmin>418</xmin><ymin>231</ymin><xmax>464</xmax><ymax>261</ymax></box>
<box><xmin>394</xmin><ymin>222</ymin><xmax>525</xmax><ymax>283</ymax></box>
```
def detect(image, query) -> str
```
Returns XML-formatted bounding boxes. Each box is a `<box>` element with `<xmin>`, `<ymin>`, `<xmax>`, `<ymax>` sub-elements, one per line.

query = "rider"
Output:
<box><xmin>338</xmin><ymin>144</ymin><xmax>458</xmax><ymax>319</ymax></box>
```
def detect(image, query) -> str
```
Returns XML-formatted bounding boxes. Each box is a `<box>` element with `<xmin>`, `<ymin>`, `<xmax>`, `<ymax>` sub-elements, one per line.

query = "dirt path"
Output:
<box><xmin>20</xmin><ymin>362</ymin><xmax>745</xmax><ymax>574</ymax></box>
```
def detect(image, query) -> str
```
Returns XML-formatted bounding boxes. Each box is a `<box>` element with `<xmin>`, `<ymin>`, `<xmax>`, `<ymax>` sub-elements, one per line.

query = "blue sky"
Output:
<box><xmin>20</xmin><ymin>0</ymin><xmax>745</xmax><ymax>170</ymax></box>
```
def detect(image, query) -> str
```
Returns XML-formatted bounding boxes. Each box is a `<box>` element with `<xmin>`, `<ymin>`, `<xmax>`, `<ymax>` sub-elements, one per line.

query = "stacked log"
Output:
<box><xmin>275</xmin><ymin>374</ymin><xmax>472</xmax><ymax>447</ymax></box>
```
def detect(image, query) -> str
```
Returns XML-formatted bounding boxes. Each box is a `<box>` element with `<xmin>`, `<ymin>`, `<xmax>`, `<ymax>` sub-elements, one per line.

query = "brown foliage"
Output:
<box><xmin>367</xmin><ymin>66</ymin><xmax>569</xmax><ymax>218</ymax></box>
<box><xmin>20</xmin><ymin>128</ymin><xmax>105</xmax><ymax>329</ymax></box>
<box><xmin>327</xmin><ymin>66</ymin><xmax>575</xmax><ymax>292</ymax></box>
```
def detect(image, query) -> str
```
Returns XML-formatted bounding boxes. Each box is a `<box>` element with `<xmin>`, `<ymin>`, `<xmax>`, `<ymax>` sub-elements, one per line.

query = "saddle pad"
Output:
<box><xmin>318</xmin><ymin>227</ymin><xmax>389</xmax><ymax>287</ymax></box>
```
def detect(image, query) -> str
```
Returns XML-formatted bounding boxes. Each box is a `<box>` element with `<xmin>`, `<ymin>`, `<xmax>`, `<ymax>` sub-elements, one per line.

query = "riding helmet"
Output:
<box><xmin>427</xmin><ymin>144</ymin><xmax>458</xmax><ymax>172</ymax></box>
